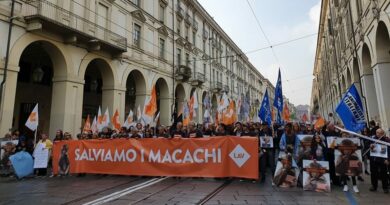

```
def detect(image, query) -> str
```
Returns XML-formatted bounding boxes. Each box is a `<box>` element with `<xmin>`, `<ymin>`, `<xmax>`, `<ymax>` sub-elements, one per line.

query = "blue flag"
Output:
<box><xmin>259</xmin><ymin>89</ymin><xmax>272</xmax><ymax>125</ymax></box>
<box><xmin>273</xmin><ymin>69</ymin><xmax>283</xmax><ymax>124</ymax></box>
<box><xmin>336</xmin><ymin>84</ymin><xmax>366</xmax><ymax>132</ymax></box>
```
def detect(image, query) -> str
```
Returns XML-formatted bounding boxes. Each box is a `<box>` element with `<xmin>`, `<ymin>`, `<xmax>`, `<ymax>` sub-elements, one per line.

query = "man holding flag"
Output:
<box><xmin>259</xmin><ymin>89</ymin><xmax>272</xmax><ymax>126</ymax></box>
<box><xmin>273</xmin><ymin>69</ymin><xmax>283</xmax><ymax>125</ymax></box>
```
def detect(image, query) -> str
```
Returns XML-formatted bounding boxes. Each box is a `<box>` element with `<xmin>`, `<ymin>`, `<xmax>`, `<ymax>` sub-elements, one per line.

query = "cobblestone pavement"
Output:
<box><xmin>0</xmin><ymin>174</ymin><xmax>388</xmax><ymax>205</ymax></box>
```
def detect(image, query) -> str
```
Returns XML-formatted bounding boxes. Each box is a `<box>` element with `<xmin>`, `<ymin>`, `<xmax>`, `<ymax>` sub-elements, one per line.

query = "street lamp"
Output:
<box><xmin>90</xmin><ymin>79</ymin><xmax>98</xmax><ymax>92</ymax></box>
<box><xmin>32</xmin><ymin>66</ymin><xmax>44</xmax><ymax>83</ymax></box>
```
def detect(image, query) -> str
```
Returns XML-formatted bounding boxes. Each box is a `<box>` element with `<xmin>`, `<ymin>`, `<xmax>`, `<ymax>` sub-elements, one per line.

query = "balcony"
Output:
<box><xmin>223</xmin><ymin>85</ymin><xmax>229</xmax><ymax>93</ymax></box>
<box><xmin>23</xmin><ymin>0</ymin><xmax>127</xmax><ymax>54</ymax></box>
<box><xmin>193</xmin><ymin>20</ymin><xmax>198</xmax><ymax>30</ymax></box>
<box><xmin>175</xmin><ymin>65</ymin><xmax>192</xmax><ymax>82</ymax></box>
<box><xmin>176</xmin><ymin>5</ymin><xmax>184</xmax><ymax>20</ymax></box>
<box><xmin>203</xmin><ymin>30</ymin><xmax>208</xmax><ymax>39</ymax></box>
<box><xmin>190</xmin><ymin>72</ymin><xmax>205</xmax><ymax>86</ymax></box>
<box><xmin>185</xmin><ymin>13</ymin><xmax>192</xmax><ymax>25</ymax></box>
<box><xmin>212</xmin><ymin>82</ymin><xmax>223</xmax><ymax>93</ymax></box>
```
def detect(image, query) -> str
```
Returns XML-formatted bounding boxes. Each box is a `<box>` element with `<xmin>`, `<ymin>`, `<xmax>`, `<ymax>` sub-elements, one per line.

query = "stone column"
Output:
<box><xmin>159</xmin><ymin>96</ymin><xmax>172</xmax><ymax>126</ymax></box>
<box><xmin>373</xmin><ymin>63</ymin><xmax>390</xmax><ymax>132</ymax></box>
<box><xmin>50</xmin><ymin>75</ymin><xmax>84</xmax><ymax>138</ymax></box>
<box><xmin>0</xmin><ymin>65</ymin><xmax>18</xmax><ymax>137</ymax></box>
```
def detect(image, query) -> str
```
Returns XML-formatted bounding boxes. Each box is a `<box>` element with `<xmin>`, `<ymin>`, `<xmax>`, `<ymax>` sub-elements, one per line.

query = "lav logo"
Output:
<box><xmin>229</xmin><ymin>144</ymin><xmax>250</xmax><ymax>168</ymax></box>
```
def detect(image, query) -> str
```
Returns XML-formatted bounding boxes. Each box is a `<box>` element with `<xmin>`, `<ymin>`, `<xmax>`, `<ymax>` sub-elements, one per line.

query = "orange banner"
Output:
<box><xmin>52</xmin><ymin>137</ymin><xmax>258</xmax><ymax>179</ymax></box>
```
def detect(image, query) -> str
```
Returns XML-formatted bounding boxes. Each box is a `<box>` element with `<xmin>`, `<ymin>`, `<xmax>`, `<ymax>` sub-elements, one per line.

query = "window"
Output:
<box><xmin>203</xmin><ymin>64</ymin><xmax>206</xmax><ymax>80</ymax></box>
<box><xmin>231</xmin><ymin>80</ymin><xmax>234</xmax><ymax>93</ymax></box>
<box><xmin>193</xmin><ymin>57</ymin><xmax>196</xmax><ymax>76</ymax></box>
<box><xmin>177</xmin><ymin>19</ymin><xmax>181</xmax><ymax>35</ymax></box>
<box><xmin>159</xmin><ymin>3</ymin><xmax>165</xmax><ymax>23</ymax></box>
<box><xmin>186</xmin><ymin>53</ymin><xmax>190</xmax><ymax>66</ymax></box>
<box><xmin>133</xmin><ymin>24</ymin><xmax>141</xmax><ymax>48</ymax></box>
<box><xmin>133</xmin><ymin>0</ymin><xmax>141</xmax><ymax>7</ymax></box>
<box><xmin>177</xmin><ymin>48</ymin><xmax>182</xmax><ymax>65</ymax></box>
<box><xmin>202</xmin><ymin>40</ymin><xmax>206</xmax><ymax>52</ymax></box>
<box><xmin>159</xmin><ymin>38</ymin><xmax>165</xmax><ymax>59</ymax></box>
<box><xmin>185</xmin><ymin>26</ymin><xmax>189</xmax><ymax>41</ymax></box>
<box><xmin>193</xmin><ymin>31</ymin><xmax>196</xmax><ymax>45</ymax></box>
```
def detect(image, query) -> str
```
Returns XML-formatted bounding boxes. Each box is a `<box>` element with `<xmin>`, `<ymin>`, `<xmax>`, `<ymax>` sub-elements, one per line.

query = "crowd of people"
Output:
<box><xmin>1</xmin><ymin>118</ymin><xmax>389</xmax><ymax>194</ymax></box>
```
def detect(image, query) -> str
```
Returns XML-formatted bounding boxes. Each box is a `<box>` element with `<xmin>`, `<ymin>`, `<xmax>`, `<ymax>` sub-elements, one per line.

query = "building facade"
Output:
<box><xmin>0</xmin><ymin>0</ymin><xmax>275</xmax><ymax>138</ymax></box>
<box><xmin>311</xmin><ymin>0</ymin><xmax>390</xmax><ymax>132</ymax></box>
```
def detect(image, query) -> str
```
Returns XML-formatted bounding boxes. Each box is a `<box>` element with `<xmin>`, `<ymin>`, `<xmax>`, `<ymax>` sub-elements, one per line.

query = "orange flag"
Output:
<box><xmin>83</xmin><ymin>115</ymin><xmax>91</xmax><ymax>133</ymax></box>
<box><xmin>314</xmin><ymin>116</ymin><xmax>326</xmax><ymax>129</ymax></box>
<box><xmin>223</xmin><ymin>100</ymin><xmax>236</xmax><ymax>125</ymax></box>
<box><xmin>144</xmin><ymin>85</ymin><xmax>157</xmax><ymax>117</ymax></box>
<box><xmin>283</xmin><ymin>103</ymin><xmax>290</xmax><ymax>122</ymax></box>
<box><xmin>111</xmin><ymin>109</ymin><xmax>121</xmax><ymax>131</ymax></box>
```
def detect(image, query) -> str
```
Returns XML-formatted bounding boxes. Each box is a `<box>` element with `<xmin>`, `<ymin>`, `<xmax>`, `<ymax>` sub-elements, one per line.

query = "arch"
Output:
<box><xmin>190</xmin><ymin>87</ymin><xmax>197</xmax><ymax>98</ymax></box>
<box><xmin>82</xmin><ymin>58</ymin><xmax>116</xmax><ymax>119</ymax></box>
<box><xmin>8</xmin><ymin>34</ymin><xmax>71</xmax><ymax>77</ymax></box>
<box><xmin>202</xmin><ymin>91</ymin><xmax>208</xmax><ymax>107</ymax></box>
<box><xmin>13</xmin><ymin>41</ymin><xmax>66</xmax><ymax>135</ymax></box>
<box><xmin>375</xmin><ymin>21</ymin><xmax>390</xmax><ymax>63</ymax></box>
<box><xmin>346</xmin><ymin>67</ymin><xmax>352</xmax><ymax>89</ymax></box>
<box><xmin>361</xmin><ymin>43</ymin><xmax>379</xmax><ymax>122</ymax></box>
<box><xmin>362</xmin><ymin>43</ymin><xmax>373</xmax><ymax>75</ymax></box>
<box><xmin>175</xmin><ymin>83</ymin><xmax>186</xmax><ymax>107</ymax></box>
<box><xmin>125</xmin><ymin>69</ymin><xmax>146</xmax><ymax>114</ymax></box>
<box><xmin>155</xmin><ymin>78</ymin><xmax>169</xmax><ymax>125</ymax></box>
<box><xmin>352</xmin><ymin>58</ymin><xmax>360</xmax><ymax>83</ymax></box>
<box><xmin>211</xmin><ymin>94</ymin><xmax>218</xmax><ymax>111</ymax></box>
<box><xmin>156</xmin><ymin>78</ymin><xmax>169</xmax><ymax>99</ymax></box>
<box><xmin>341</xmin><ymin>75</ymin><xmax>346</xmax><ymax>92</ymax></box>
<box><xmin>78</xmin><ymin>54</ymin><xmax>117</xmax><ymax>87</ymax></box>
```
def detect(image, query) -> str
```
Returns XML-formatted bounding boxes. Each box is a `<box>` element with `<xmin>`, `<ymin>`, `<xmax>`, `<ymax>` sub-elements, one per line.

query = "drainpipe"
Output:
<box><xmin>348</xmin><ymin>0</ymin><xmax>370</xmax><ymax>124</ymax></box>
<box><xmin>171</xmin><ymin>0</ymin><xmax>176</xmax><ymax>120</ymax></box>
<box><xmin>0</xmin><ymin>0</ymin><xmax>16</xmax><ymax>121</ymax></box>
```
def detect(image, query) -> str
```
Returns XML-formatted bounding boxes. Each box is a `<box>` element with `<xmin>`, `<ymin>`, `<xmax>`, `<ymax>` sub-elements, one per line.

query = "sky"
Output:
<box><xmin>198</xmin><ymin>0</ymin><xmax>321</xmax><ymax>106</ymax></box>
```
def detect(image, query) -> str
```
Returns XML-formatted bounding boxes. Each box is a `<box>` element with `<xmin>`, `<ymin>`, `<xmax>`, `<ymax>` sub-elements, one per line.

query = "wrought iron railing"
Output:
<box><xmin>193</xmin><ymin>72</ymin><xmax>205</xmax><ymax>82</ymax></box>
<box><xmin>23</xmin><ymin>0</ymin><xmax>127</xmax><ymax>51</ymax></box>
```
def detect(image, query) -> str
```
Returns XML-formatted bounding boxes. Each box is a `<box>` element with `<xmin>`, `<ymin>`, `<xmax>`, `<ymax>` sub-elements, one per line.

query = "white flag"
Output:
<box><xmin>102</xmin><ymin>108</ymin><xmax>110</xmax><ymax>128</ymax></box>
<box><xmin>142</xmin><ymin>97</ymin><xmax>153</xmax><ymax>125</ymax></box>
<box><xmin>123</xmin><ymin>110</ymin><xmax>135</xmax><ymax>129</ymax></box>
<box><xmin>91</xmin><ymin>116</ymin><xmax>98</xmax><ymax>134</ymax></box>
<box><xmin>137</xmin><ymin>105</ymin><xmax>142</xmax><ymax>123</ymax></box>
<box><xmin>97</xmin><ymin>106</ymin><xmax>103</xmax><ymax>131</ymax></box>
<box><xmin>193</xmin><ymin>92</ymin><xmax>199</xmax><ymax>109</ymax></box>
<box><xmin>218</xmin><ymin>93</ymin><xmax>229</xmax><ymax>112</ymax></box>
<box><xmin>25</xmin><ymin>103</ymin><xmax>38</xmax><ymax>131</ymax></box>
<box><xmin>151</xmin><ymin>112</ymin><xmax>160</xmax><ymax>127</ymax></box>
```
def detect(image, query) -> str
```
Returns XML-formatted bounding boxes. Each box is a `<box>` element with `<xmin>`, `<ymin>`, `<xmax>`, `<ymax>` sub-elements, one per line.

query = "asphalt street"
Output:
<box><xmin>0</xmin><ymin>174</ymin><xmax>388</xmax><ymax>205</ymax></box>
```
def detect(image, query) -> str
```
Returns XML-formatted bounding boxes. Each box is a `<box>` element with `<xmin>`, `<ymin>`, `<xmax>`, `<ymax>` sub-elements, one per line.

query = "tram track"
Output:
<box><xmin>61</xmin><ymin>177</ymin><xmax>146</xmax><ymax>205</ymax></box>
<box><xmin>130</xmin><ymin>178</ymin><xmax>189</xmax><ymax>205</ymax></box>
<box><xmin>197</xmin><ymin>179</ymin><xmax>232</xmax><ymax>205</ymax></box>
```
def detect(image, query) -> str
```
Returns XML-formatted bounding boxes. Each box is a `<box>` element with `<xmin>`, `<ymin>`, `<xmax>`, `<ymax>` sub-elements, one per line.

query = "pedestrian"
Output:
<box><xmin>35</xmin><ymin>133</ymin><xmax>53</xmax><ymax>177</ymax></box>
<box><xmin>259</xmin><ymin>123</ymin><xmax>275</xmax><ymax>183</ymax></box>
<box><xmin>187</xmin><ymin>122</ymin><xmax>203</xmax><ymax>138</ymax></box>
<box><xmin>335</xmin><ymin>136</ymin><xmax>361</xmax><ymax>193</ymax></box>
<box><xmin>310</xmin><ymin>133</ymin><xmax>326</xmax><ymax>161</ymax></box>
<box><xmin>369</xmin><ymin>128</ymin><xmax>389</xmax><ymax>193</ymax></box>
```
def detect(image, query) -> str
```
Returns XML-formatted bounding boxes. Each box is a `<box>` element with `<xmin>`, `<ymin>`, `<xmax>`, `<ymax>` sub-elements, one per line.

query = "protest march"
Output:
<box><xmin>1</xmin><ymin>70</ymin><xmax>389</xmax><ymax>195</ymax></box>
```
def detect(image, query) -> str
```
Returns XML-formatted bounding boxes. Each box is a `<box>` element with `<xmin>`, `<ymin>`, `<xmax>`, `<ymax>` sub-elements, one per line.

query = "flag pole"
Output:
<box><xmin>34</xmin><ymin>128</ymin><xmax>38</xmax><ymax>146</ymax></box>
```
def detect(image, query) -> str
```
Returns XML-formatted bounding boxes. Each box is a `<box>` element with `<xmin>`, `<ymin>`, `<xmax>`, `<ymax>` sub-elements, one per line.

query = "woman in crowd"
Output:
<box><xmin>311</xmin><ymin>133</ymin><xmax>326</xmax><ymax>161</ymax></box>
